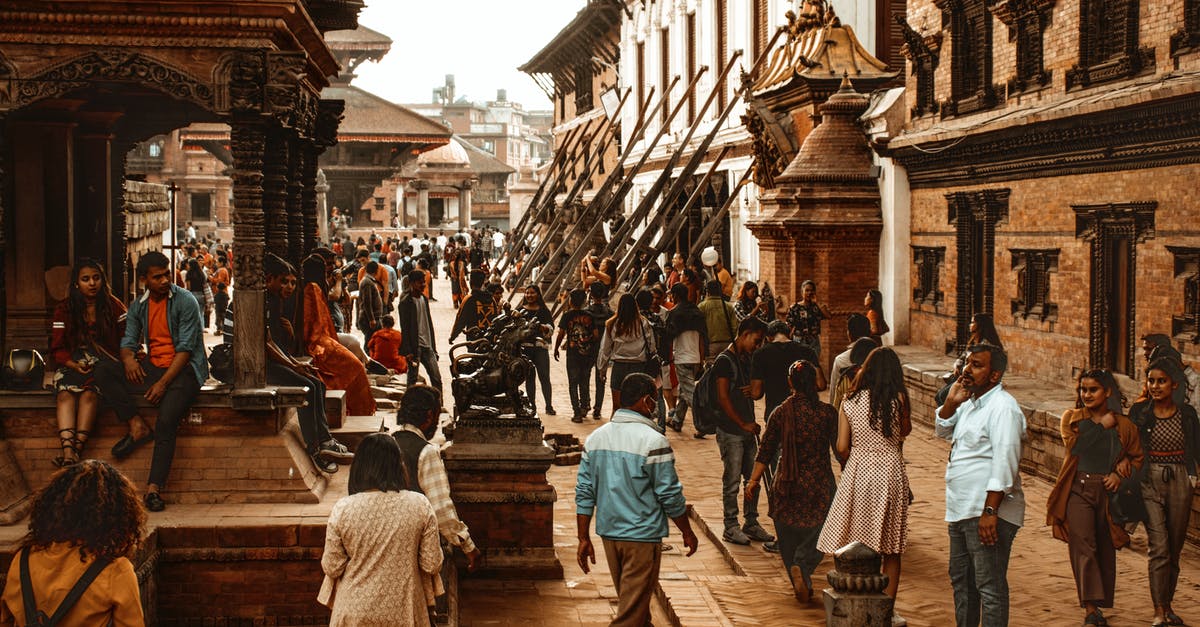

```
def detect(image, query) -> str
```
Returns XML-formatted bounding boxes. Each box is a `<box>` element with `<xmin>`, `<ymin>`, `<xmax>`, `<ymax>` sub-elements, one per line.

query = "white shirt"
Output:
<box><xmin>673</xmin><ymin>330</ymin><xmax>702</xmax><ymax>365</ymax></box>
<box><xmin>436</xmin><ymin>235</ymin><xmax>447</xmax><ymax>249</ymax></box>
<box><xmin>492</xmin><ymin>231</ymin><xmax>504</xmax><ymax>248</ymax></box>
<box><xmin>935</xmin><ymin>383</ymin><xmax>1027</xmax><ymax>527</ymax></box>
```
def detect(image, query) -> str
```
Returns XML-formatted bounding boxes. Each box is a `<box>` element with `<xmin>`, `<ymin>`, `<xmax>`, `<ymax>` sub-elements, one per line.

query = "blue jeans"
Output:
<box><xmin>715</xmin><ymin>429</ymin><xmax>759</xmax><ymax>530</ymax></box>
<box><xmin>947</xmin><ymin>517</ymin><xmax>1019</xmax><ymax>627</ymax></box>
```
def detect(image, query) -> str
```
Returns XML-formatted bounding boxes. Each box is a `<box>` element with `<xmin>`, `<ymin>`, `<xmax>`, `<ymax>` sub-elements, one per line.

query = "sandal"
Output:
<box><xmin>1084</xmin><ymin>610</ymin><xmax>1106</xmax><ymax>626</ymax></box>
<box><xmin>74</xmin><ymin>430</ymin><xmax>90</xmax><ymax>461</ymax></box>
<box><xmin>1165</xmin><ymin>612</ymin><xmax>1186</xmax><ymax>626</ymax></box>
<box><xmin>52</xmin><ymin>428</ymin><xmax>79</xmax><ymax>468</ymax></box>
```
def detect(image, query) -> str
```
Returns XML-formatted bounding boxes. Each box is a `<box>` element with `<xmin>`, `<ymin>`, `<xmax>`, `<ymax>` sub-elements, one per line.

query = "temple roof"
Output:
<box><xmin>519</xmin><ymin>0</ymin><xmax>622</xmax><ymax>97</ymax></box>
<box><xmin>321</xmin><ymin>85</ymin><xmax>452</xmax><ymax>146</ymax></box>
<box><xmin>418</xmin><ymin>140</ymin><xmax>471</xmax><ymax>168</ymax></box>
<box><xmin>749</xmin><ymin>3</ymin><xmax>896</xmax><ymax>98</ymax></box>
<box><xmin>456</xmin><ymin>137</ymin><xmax>516</xmax><ymax>175</ymax></box>
<box><xmin>325</xmin><ymin>25</ymin><xmax>392</xmax><ymax>51</ymax></box>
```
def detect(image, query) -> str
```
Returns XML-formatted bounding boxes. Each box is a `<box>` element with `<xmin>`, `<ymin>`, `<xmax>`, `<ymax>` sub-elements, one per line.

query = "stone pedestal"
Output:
<box><xmin>442</xmin><ymin>411</ymin><xmax>562</xmax><ymax>579</ymax></box>
<box><xmin>823</xmin><ymin>541</ymin><xmax>895</xmax><ymax>626</ymax></box>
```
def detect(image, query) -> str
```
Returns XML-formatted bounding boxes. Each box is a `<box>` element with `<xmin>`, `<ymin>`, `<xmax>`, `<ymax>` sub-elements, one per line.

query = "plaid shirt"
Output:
<box><xmin>396</xmin><ymin>424</ymin><xmax>476</xmax><ymax>553</ymax></box>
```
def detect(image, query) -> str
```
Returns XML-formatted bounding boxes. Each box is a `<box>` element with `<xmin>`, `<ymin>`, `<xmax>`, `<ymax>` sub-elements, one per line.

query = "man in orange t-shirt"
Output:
<box><xmin>366</xmin><ymin>315</ymin><xmax>407</xmax><ymax>373</ymax></box>
<box><xmin>94</xmin><ymin>251</ymin><xmax>206</xmax><ymax>513</ymax></box>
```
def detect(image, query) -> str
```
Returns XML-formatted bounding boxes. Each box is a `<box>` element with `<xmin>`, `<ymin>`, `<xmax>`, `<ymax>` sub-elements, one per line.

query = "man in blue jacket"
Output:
<box><xmin>576</xmin><ymin>372</ymin><xmax>698</xmax><ymax>625</ymax></box>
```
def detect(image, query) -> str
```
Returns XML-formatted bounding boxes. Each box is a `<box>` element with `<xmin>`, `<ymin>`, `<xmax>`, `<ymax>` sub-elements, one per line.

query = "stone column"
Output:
<box><xmin>315</xmin><ymin>169</ymin><xmax>330</xmax><ymax>243</ymax></box>
<box><xmin>228</xmin><ymin>52</ymin><xmax>269</xmax><ymax>389</ymax></box>
<box><xmin>459</xmin><ymin>179</ymin><xmax>474</xmax><ymax>229</ymax></box>
<box><xmin>414</xmin><ymin>179</ymin><xmax>431</xmax><ymax>229</ymax></box>
<box><xmin>823</xmin><ymin>542</ymin><xmax>895</xmax><ymax>626</ymax></box>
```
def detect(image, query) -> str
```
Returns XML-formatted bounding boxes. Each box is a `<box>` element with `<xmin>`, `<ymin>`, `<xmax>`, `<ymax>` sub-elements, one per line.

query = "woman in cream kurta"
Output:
<box><xmin>320</xmin><ymin>490</ymin><xmax>444</xmax><ymax>626</ymax></box>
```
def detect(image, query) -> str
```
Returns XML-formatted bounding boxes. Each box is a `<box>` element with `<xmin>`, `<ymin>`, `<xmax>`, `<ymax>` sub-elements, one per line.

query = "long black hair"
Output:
<box><xmin>67</xmin><ymin>259</ymin><xmax>118</xmax><ymax>353</ymax></box>
<box><xmin>849</xmin><ymin>347</ymin><xmax>909</xmax><ymax>438</ymax></box>
<box><xmin>787</xmin><ymin>360</ymin><xmax>819</xmax><ymax>405</ymax></box>
<box><xmin>185</xmin><ymin>258</ymin><xmax>207</xmax><ymax>291</ymax></box>
<box><xmin>607</xmin><ymin>293</ymin><xmax>642</xmax><ymax>338</ymax></box>
<box><xmin>1075</xmin><ymin>369</ymin><xmax>1124</xmax><ymax>416</ymax></box>
<box><xmin>969</xmin><ymin>313</ymin><xmax>1003</xmax><ymax>348</ymax></box>
<box><xmin>348</xmin><ymin>433</ymin><xmax>410</xmax><ymax>495</ymax></box>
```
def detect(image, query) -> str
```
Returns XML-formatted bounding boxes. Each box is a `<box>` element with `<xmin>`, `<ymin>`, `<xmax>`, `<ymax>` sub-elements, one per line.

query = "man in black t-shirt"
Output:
<box><xmin>750</xmin><ymin>320</ymin><xmax>826</xmax><ymax>423</ymax></box>
<box><xmin>712</xmin><ymin>317</ymin><xmax>774</xmax><ymax>547</ymax></box>
<box><xmin>555</xmin><ymin>289</ymin><xmax>600</xmax><ymax>422</ymax></box>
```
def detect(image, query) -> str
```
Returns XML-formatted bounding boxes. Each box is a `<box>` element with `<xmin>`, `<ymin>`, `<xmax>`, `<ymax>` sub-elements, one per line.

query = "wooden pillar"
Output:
<box><xmin>263</xmin><ymin>128</ymin><xmax>290</xmax><ymax>267</ymax></box>
<box><xmin>0</xmin><ymin>113</ymin><xmax>7</xmax><ymax>354</ymax></box>
<box><xmin>109</xmin><ymin>141</ymin><xmax>131</xmax><ymax>301</ymax></box>
<box><xmin>300</xmin><ymin>142</ymin><xmax>320</xmax><ymax>254</ymax></box>
<box><xmin>286</xmin><ymin>134</ymin><xmax>304</xmax><ymax>268</ymax></box>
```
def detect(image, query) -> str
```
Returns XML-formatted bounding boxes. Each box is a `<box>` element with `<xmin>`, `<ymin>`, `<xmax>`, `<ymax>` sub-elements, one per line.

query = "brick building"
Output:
<box><xmin>886</xmin><ymin>0</ymin><xmax>1200</xmax><ymax>385</ymax></box>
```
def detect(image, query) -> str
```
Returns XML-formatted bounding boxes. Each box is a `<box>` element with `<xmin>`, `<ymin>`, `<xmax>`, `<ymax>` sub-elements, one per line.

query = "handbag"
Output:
<box><xmin>639</xmin><ymin>320</ymin><xmax>664</xmax><ymax>373</ymax></box>
<box><xmin>208</xmin><ymin>342</ymin><xmax>234</xmax><ymax>383</ymax></box>
<box><xmin>1108</xmin><ymin>464</ymin><xmax>1148</xmax><ymax>525</ymax></box>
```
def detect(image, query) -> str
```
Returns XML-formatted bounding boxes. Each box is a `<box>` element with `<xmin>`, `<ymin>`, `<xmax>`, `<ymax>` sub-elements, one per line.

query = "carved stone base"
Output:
<box><xmin>0</xmin><ymin>440</ymin><xmax>31</xmax><ymax>525</ymax></box>
<box><xmin>442</xmin><ymin>413</ymin><xmax>562</xmax><ymax>579</ymax></box>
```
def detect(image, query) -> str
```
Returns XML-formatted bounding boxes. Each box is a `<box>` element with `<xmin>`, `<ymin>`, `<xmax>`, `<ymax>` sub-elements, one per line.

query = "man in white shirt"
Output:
<box><xmin>936</xmin><ymin>343</ymin><xmax>1025</xmax><ymax>627</ymax></box>
<box><xmin>491</xmin><ymin>230</ymin><xmax>504</xmax><ymax>261</ymax></box>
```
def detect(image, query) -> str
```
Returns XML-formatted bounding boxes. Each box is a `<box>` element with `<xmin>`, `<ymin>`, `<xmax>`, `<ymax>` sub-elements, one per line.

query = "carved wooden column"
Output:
<box><xmin>263</xmin><ymin>128</ymin><xmax>290</xmax><ymax>266</ymax></box>
<box><xmin>286</xmin><ymin>134</ymin><xmax>304</xmax><ymax>267</ymax></box>
<box><xmin>228</xmin><ymin>52</ymin><xmax>268</xmax><ymax>389</ymax></box>
<box><xmin>0</xmin><ymin>113</ymin><xmax>7</xmax><ymax>354</ymax></box>
<box><xmin>300</xmin><ymin>143</ymin><xmax>319</xmax><ymax>254</ymax></box>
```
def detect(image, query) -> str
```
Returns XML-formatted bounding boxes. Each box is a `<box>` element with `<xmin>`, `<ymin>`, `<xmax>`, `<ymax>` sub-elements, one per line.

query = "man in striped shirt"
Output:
<box><xmin>576</xmin><ymin>373</ymin><xmax>698</xmax><ymax>626</ymax></box>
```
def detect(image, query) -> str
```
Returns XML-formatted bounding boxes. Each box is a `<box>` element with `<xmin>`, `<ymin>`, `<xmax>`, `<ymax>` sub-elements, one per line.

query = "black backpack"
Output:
<box><xmin>692</xmin><ymin>351</ymin><xmax>744</xmax><ymax>435</ymax></box>
<box><xmin>20</xmin><ymin>547</ymin><xmax>113</xmax><ymax>627</ymax></box>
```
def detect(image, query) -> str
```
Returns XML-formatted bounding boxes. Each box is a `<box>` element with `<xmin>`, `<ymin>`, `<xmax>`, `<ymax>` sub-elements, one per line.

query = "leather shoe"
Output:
<box><xmin>112</xmin><ymin>430</ymin><xmax>155</xmax><ymax>460</ymax></box>
<box><xmin>144</xmin><ymin>492</ymin><xmax>166</xmax><ymax>512</ymax></box>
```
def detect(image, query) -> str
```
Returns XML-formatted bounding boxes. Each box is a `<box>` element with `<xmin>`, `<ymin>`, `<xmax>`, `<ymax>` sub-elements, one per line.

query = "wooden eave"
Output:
<box><xmin>518</xmin><ymin>0</ymin><xmax>621</xmax><ymax>99</ymax></box>
<box><xmin>0</xmin><ymin>0</ymin><xmax>342</xmax><ymax>89</ymax></box>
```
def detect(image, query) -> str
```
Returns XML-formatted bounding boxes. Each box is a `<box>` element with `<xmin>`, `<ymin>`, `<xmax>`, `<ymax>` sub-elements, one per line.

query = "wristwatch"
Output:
<box><xmin>983</xmin><ymin>506</ymin><xmax>998</xmax><ymax>516</ymax></box>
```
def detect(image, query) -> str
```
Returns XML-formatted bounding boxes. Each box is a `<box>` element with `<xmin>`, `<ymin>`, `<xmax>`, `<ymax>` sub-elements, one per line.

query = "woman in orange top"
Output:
<box><xmin>1</xmin><ymin>460</ymin><xmax>146</xmax><ymax>625</ymax></box>
<box><xmin>296</xmin><ymin>255</ymin><xmax>377</xmax><ymax>417</ymax></box>
<box><xmin>1046</xmin><ymin>369</ymin><xmax>1143</xmax><ymax>627</ymax></box>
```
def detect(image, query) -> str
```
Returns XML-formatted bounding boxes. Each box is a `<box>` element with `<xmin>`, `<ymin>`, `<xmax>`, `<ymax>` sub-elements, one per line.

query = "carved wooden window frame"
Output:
<box><xmin>947</xmin><ymin>189</ymin><xmax>1010</xmax><ymax>351</ymax></box>
<box><xmin>1171</xmin><ymin>0</ymin><xmax>1200</xmax><ymax>57</ymax></box>
<box><xmin>1168</xmin><ymin>246</ymin><xmax>1200</xmax><ymax>344</ymax></box>
<box><xmin>937</xmin><ymin>0</ymin><xmax>996</xmax><ymax>117</ymax></box>
<box><xmin>1066</xmin><ymin>0</ymin><xmax>1154</xmax><ymax>90</ymax></box>
<box><xmin>1073</xmin><ymin>201</ymin><xmax>1157</xmax><ymax>371</ymax></box>
<box><xmin>898</xmin><ymin>18</ymin><xmax>940</xmax><ymax>117</ymax></box>
<box><xmin>1010</xmin><ymin>248</ymin><xmax>1059</xmax><ymax>321</ymax></box>
<box><xmin>991</xmin><ymin>0</ymin><xmax>1053</xmax><ymax>94</ymax></box>
<box><xmin>913</xmin><ymin>246</ymin><xmax>946</xmax><ymax>306</ymax></box>
<box><xmin>574</xmin><ymin>62</ymin><xmax>595</xmax><ymax>114</ymax></box>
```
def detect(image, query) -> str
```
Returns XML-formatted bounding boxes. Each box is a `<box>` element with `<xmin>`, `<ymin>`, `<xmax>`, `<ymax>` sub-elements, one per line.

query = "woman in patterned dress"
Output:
<box><xmin>320</xmin><ymin>433</ymin><xmax>443</xmax><ymax>626</ymax></box>
<box><xmin>1129</xmin><ymin>357</ymin><xmax>1200</xmax><ymax>627</ymax></box>
<box><xmin>49</xmin><ymin>259</ymin><xmax>127</xmax><ymax>467</ymax></box>
<box><xmin>817</xmin><ymin>346</ymin><xmax>912</xmax><ymax>600</ymax></box>
<box><xmin>746</xmin><ymin>360</ymin><xmax>837</xmax><ymax>603</ymax></box>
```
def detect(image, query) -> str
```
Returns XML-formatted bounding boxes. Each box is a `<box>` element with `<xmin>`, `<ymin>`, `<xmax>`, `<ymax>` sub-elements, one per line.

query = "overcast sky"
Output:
<box><xmin>352</xmin><ymin>0</ymin><xmax>587</xmax><ymax>111</ymax></box>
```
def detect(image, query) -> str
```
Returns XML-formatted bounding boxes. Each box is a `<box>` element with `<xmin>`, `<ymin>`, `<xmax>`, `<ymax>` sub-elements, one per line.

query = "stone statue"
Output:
<box><xmin>449</xmin><ymin>310</ymin><xmax>543</xmax><ymax>419</ymax></box>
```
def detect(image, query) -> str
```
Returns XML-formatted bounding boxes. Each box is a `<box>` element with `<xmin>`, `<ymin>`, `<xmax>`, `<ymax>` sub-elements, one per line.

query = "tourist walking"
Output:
<box><xmin>734</xmin><ymin>280</ymin><xmax>775</xmax><ymax>324</ymax></box>
<box><xmin>95</xmin><ymin>252</ymin><xmax>207</xmax><ymax>513</ymax></box>
<box><xmin>817</xmin><ymin>347</ymin><xmax>912</xmax><ymax>601</ymax></box>
<box><xmin>698</xmin><ymin>280</ymin><xmax>737</xmax><ymax>365</ymax></box>
<box><xmin>319</xmin><ymin>433</ymin><xmax>443</xmax><ymax>626</ymax></box>
<box><xmin>184</xmin><ymin>258</ymin><xmax>212</xmax><ymax>330</ymax></box>
<box><xmin>829</xmin><ymin>314</ymin><xmax>873</xmax><ymax>397</ymax></box>
<box><xmin>555</xmin><ymin>289</ymin><xmax>601</xmax><ymax>423</ymax></box>
<box><xmin>832</xmin><ymin>338</ymin><xmax>879</xmax><ymax>412</ymax></box>
<box><xmin>936</xmin><ymin>343</ymin><xmax>1026</xmax><ymax>627</ymax></box>
<box><xmin>356</xmin><ymin>261</ymin><xmax>384</xmax><ymax>347</ymax></box>
<box><xmin>751</xmin><ymin>320</ymin><xmax>822</xmax><ymax>425</ymax></box>
<box><xmin>297</xmin><ymin>255</ymin><xmax>377</xmax><ymax>418</ymax></box>
<box><xmin>664</xmin><ymin>282</ymin><xmax>707</xmax><ymax>433</ymax></box>
<box><xmin>596</xmin><ymin>294</ymin><xmax>656</xmax><ymax>412</ymax></box>
<box><xmin>398</xmin><ymin>269</ymin><xmax>443</xmax><ymax>393</ymax></box>
<box><xmin>49</xmin><ymin>259</ymin><xmax>126</xmax><ymax>467</ymax></box>
<box><xmin>711</xmin><ymin>317</ymin><xmax>774</xmax><ymax>546</ymax></box>
<box><xmin>786</xmin><ymin>280</ymin><xmax>831</xmax><ymax>360</ymax></box>
<box><xmin>746</xmin><ymin>360</ymin><xmax>837</xmax><ymax>603</ymax></box>
<box><xmin>865</xmin><ymin>289</ymin><xmax>890</xmax><ymax>344</ymax></box>
<box><xmin>587</xmin><ymin>283</ymin><xmax>614</xmax><ymax>418</ymax></box>
<box><xmin>449</xmin><ymin>271</ymin><xmax>498</xmax><ymax>344</ymax></box>
<box><xmin>575</xmin><ymin>373</ymin><xmax>698</xmax><ymax>627</ymax></box>
<box><xmin>517</xmin><ymin>284</ymin><xmax>556</xmax><ymax>416</ymax></box>
<box><xmin>1046</xmin><ymin>369</ymin><xmax>1144</xmax><ymax>626</ymax></box>
<box><xmin>1128</xmin><ymin>357</ymin><xmax>1200</xmax><ymax>627</ymax></box>
<box><xmin>1</xmin><ymin>460</ymin><xmax>146</xmax><ymax>625</ymax></box>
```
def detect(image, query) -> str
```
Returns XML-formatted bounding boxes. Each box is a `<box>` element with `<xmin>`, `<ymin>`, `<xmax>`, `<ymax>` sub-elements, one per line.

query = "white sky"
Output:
<box><xmin>352</xmin><ymin>0</ymin><xmax>587</xmax><ymax>111</ymax></box>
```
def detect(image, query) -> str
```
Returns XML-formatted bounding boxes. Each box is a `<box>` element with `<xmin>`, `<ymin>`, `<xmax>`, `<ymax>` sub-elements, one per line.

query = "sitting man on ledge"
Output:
<box><xmin>95</xmin><ymin>251</ymin><xmax>207</xmax><ymax>512</ymax></box>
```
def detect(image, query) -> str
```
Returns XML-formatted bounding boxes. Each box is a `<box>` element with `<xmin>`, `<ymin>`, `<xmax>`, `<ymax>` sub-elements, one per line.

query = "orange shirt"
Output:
<box><xmin>1</xmin><ymin>543</ymin><xmax>144</xmax><ymax>626</ymax></box>
<box><xmin>147</xmin><ymin>296</ymin><xmax>175</xmax><ymax>369</ymax></box>
<box><xmin>421</xmin><ymin>269</ymin><xmax>432</xmax><ymax>298</ymax></box>
<box><xmin>366</xmin><ymin>327</ymin><xmax>406</xmax><ymax>372</ymax></box>
<box><xmin>212</xmin><ymin>267</ymin><xmax>230</xmax><ymax>292</ymax></box>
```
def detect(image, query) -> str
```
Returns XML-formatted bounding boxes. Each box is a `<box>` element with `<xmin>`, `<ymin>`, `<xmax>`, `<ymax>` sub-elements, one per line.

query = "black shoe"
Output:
<box><xmin>763</xmin><ymin>541</ymin><xmax>780</xmax><ymax>554</ymax></box>
<box><xmin>314</xmin><ymin>455</ymin><xmax>339</xmax><ymax>474</ymax></box>
<box><xmin>667</xmin><ymin>419</ymin><xmax>683</xmax><ymax>433</ymax></box>
<box><xmin>571</xmin><ymin>414</ymin><xmax>584</xmax><ymax>423</ymax></box>
<box><xmin>144</xmin><ymin>492</ymin><xmax>166</xmax><ymax>512</ymax></box>
<box><xmin>544</xmin><ymin>406</ymin><xmax>557</xmax><ymax>416</ymax></box>
<box><xmin>693</xmin><ymin>432</ymin><xmax>708</xmax><ymax>439</ymax></box>
<box><xmin>112</xmin><ymin>430</ymin><xmax>155</xmax><ymax>460</ymax></box>
<box><xmin>592</xmin><ymin>409</ymin><xmax>602</xmax><ymax>420</ymax></box>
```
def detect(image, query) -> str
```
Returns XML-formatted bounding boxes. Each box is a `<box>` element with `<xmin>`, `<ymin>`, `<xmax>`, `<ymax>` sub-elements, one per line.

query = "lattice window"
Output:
<box><xmin>897</xmin><ymin>17</ymin><xmax>940</xmax><ymax>117</ymax></box>
<box><xmin>687</xmin><ymin>13</ymin><xmax>697</xmax><ymax>124</ymax></box>
<box><xmin>636</xmin><ymin>42</ymin><xmax>646</xmax><ymax>116</ymax></box>
<box><xmin>947</xmin><ymin>189</ymin><xmax>1010</xmax><ymax>351</ymax></box>
<box><xmin>1067</xmin><ymin>0</ymin><xmax>1153</xmax><ymax>89</ymax></box>
<box><xmin>574</xmin><ymin>62</ymin><xmax>594</xmax><ymax>114</ymax></box>
<box><xmin>913</xmin><ymin>246</ymin><xmax>946</xmax><ymax>305</ymax></box>
<box><xmin>1169</xmin><ymin>246</ymin><xmax>1200</xmax><ymax>343</ymax></box>
<box><xmin>992</xmin><ymin>0</ymin><xmax>1053</xmax><ymax>93</ymax></box>
<box><xmin>938</xmin><ymin>0</ymin><xmax>995</xmax><ymax>116</ymax></box>
<box><xmin>1171</xmin><ymin>0</ymin><xmax>1200</xmax><ymax>56</ymax></box>
<box><xmin>660</xmin><ymin>28</ymin><xmax>670</xmax><ymax>124</ymax></box>
<box><xmin>716</xmin><ymin>1</ymin><xmax>728</xmax><ymax>111</ymax></box>
<box><xmin>1010</xmin><ymin>249</ymin><xmax>1059</xmax><ymax>321</ymax></box>
<box><xmin>753</xmin><ymin>0</ymin><xmax>770</xmax><ymax>60</ymax></box>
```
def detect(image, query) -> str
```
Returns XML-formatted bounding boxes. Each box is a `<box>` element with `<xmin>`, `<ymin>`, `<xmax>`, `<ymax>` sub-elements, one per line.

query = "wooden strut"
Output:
<box><xmin>496</xmin><ymin>119</ymin><xmax>592</xmax><ymax>274</ymax></box>
<box><xmin>553</xmin><ymin>25</ymin><xmax>789</xmax><ymax>306</ymax></box>
<box><xmin>503</xmin><ymin>87</ymin><xmax>639</xmax><ymax>296</ymax></box>
<box><xmin>537</xmin><ymin>67</ymin><xmax>706</xmax><ymax>308</ymax></box>
<box><xmin>687</xmin><ymin>168</ymin><xmax>752</xmax><ymax>262</ymax></box>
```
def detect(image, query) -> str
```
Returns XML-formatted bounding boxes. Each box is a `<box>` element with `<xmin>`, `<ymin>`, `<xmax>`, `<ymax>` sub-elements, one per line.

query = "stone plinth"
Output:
<box><xmin>823</xmin><ymin>541</ymin><xmax>894</xmax><ymax>626</ymax></box>
<box><xmin>442</xmin><ymin>410</ymin><xmax>562</xmax><ymax>579</ymax></box>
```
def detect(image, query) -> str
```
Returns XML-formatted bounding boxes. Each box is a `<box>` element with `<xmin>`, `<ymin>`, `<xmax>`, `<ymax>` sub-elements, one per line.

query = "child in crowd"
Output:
<box><xmin>367</xmin><ymin>315</ymin><xmax>407</xmax><ymax>374</ymax></box>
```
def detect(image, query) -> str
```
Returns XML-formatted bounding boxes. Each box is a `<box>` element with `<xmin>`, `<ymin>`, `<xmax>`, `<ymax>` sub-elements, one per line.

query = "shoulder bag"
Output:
<box><xmin>20</xmin><ymin>547</ymin><xmax>113</xmax><ymax>627</ymax></box>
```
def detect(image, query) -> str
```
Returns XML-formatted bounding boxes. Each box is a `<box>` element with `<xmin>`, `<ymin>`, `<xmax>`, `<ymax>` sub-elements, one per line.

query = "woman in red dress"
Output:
<box><xmin>296</xmin><ymin>255</ymin><xmax>376</xmax><ymax>417</ymax></box>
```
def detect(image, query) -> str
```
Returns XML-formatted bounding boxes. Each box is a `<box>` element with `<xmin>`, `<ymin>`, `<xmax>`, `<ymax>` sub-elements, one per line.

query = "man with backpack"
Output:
<box><xmin>555</xmin><ymin>289</ymin><xmax>601</xmax><ymax>423</ymax></box>
<box><xmin>705</xmin><ymin>317</ymin><xmax>774</xmax><ymax>546</ymax></box>
<box><xmin>698</xmin><ymin>280</ymin><xmax>737</xmax><ymax>367</ymax></box>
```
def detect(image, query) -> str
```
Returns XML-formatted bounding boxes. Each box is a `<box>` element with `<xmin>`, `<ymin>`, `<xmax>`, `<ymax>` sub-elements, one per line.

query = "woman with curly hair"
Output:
<box><xmin>1</xmin><ymin>460</ymin><xmax>146</xmax><ymax>624</ymax></box>
<box><xmin>49</xmin><ymin>259</ymin><xmax>127</xmax><ymax>467</ymax></box>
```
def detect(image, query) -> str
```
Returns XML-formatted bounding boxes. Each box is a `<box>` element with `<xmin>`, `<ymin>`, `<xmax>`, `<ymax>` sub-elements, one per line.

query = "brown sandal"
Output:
<box><xmin>52</xmin><ymin>428</ymin><xmax>79</xmax><ymax>468</ymax></box>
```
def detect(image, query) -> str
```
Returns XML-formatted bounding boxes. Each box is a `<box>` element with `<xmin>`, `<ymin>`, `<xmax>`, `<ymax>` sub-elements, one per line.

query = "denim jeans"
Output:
<box><xmin>947</xmin><ymin>517</ymin><xmax>1019</xmax><ymax>627</ymax></box>
<box><xmin>565</xmin><ymin>354</ymin><xmax>593</xmax><ymax>414</ymax></box>
<box><xmin>94</xmin><ymin>358</ymin><xmax>201</xmax><ymax>489</ymax></box>
<box><xmin>523</xmin><ymin>347</ymin><xmax>553</xmax><ymax>408</ymax></box>
<box><xmin>674</xmin><ymin>363</ymin><xmax>699</xmax><ymax>423</ymax></box>
<box><xmin>407</xmin><ymin>345</ymin><xmax>442</xmax><ymax>392</ymax></box>
<box><xmin>266</xmin><ymin>362</ymin><xmax>331</xmax><ymax>454</ymax></box>
<box><xmin>715</xmin><ymin>428</ymin><xmax>759</xmax><ymax>530</ymax></box>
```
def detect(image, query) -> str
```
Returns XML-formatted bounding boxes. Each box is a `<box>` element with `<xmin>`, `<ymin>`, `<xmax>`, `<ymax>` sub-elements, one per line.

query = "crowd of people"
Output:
<box><xmin>3</xmin><ymin>221</ymin><xmax>1200</xmax><ymax>627</ymax></box>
